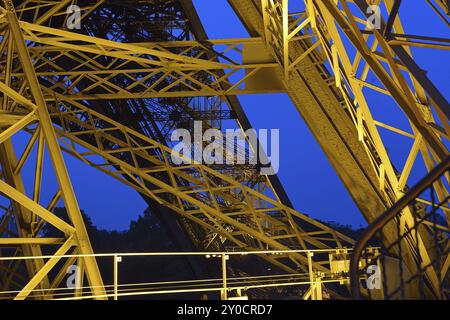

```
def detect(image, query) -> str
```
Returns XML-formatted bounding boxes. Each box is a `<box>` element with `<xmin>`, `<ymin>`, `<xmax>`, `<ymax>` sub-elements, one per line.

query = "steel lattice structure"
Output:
<box><xmin>0</xmin><ymin>0</ymin><xmax>448</xmax><ymax>299</ymax></box>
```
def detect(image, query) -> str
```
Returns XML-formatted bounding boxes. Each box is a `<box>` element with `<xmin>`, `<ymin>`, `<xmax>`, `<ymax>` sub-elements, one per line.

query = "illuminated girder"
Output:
<box><xmin>257</xmin><ymin>0</ymin><xmax>449</xmax><ymax>297</ymax></box>
<box><xmin>48</xmin><ymin>98</ymin><xmax>355</xmax><ymax>261</ymax></box>
<box><xmin>14</xmin><ymin>0</ymin><xmax>105</xmax><ymax>25</ymax></box>
<box><xmin>4</xmin><ymin>0</ymin><xmax>254</xmax><ymax>294</ymax></box>
<box><xmin>0</xmin><ymin>0</ymin><xmax>356</xmax><ymax>300</ymax></box>
<box><xmin>2</xmin><ymin>22</ymin><xmax>284</xmax><ymax>100</ymax></box>
<box><xmin>0</xmin><ymin>0</ymin><xmax>448</xmax><ymax>300</ymax></box>
<box><xmin>432</xmin><ymin>0</ymin><xmax>449</xmax><ymax>16</ymax></box>
<box><xmin>0</xmin><ymin>76</ymin><xmax>355</xmax><ymax>296</ymax></box>
<box><xmin>0</xmin><ymin>1</ymin><xmax>106</xmax><ymax>299</ymax></box>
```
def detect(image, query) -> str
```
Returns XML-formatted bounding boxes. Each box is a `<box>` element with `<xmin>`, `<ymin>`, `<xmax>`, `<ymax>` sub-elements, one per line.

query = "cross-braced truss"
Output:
<box><xmin>259</xmin><ymin>0</ymin><xmax>450</xmax><ymax>297</ymax></box>
<box><xmin>0</xmin><ymin>0</ymin><xmax>448</xmax><ymax>299</ymax></box>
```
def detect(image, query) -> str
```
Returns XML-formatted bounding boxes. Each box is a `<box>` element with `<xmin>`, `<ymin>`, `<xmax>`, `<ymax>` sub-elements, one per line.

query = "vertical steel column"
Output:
<box><xmin>307</xmin><ymin>250</ymin><xmax>323</xmax><ymax>300</ymax></box>
<box><xmin>113</xmin><ymin>255</ymin><xmax>121</xmax><ymax>300</ymax></box>
<box><xmin>221</xmin><ymin>254</ymin><xmax>229</xmax><ymax>300</ymax></box>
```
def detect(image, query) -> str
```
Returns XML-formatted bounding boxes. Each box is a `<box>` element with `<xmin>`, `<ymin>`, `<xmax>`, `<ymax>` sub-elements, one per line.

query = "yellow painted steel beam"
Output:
<box><xmin>0</xmin><ymin>143</ymin><xmax>52</xmax><ymax>296</ymax></box>
<box><xmin>4</xmin><ymin>23</ymin><xmax>286</xmax><ymax>99</ymax></box>
<box><xmin>0</xmin><ymin>178</ymin><xmax>75</xmax><ymax>235</ymax></box>
<box><xmin>0</xmin><ymin>0</ymin><xmax>107</xmax><ymax>299</ymax></box>
<box><xmin>2</xmin><ymin>6</ymin><xmax>349</xmax><ymax>285</ymax></box>
<box><xmin>0</xmin><ymin>0</ymin><xmax>446</xmax><ymax>300</ymax></box>
<box><xmin>46</xmin><ymin>98</ymin><xmax>354</xmax><ymax>274</ymax></box>
<box><xmin>309</xmin><ymin>0</ymin><xmax>447</xmax><ymax>295</ymax></box>
<box><xmin>14</xmin><ymin>236</ymin><xmax>75</xmax><ymax>300</ymax></box>
<box><xmin>256</xmin><ymin>0</ymin><xmax>449</xmax><ymax>296</ymax></box>
<box><xmin>0</xmin><ymin>238</ymin><xmax>65</xmax><ymax>245</ymax></box>
<box><xmin>21</xmin><ymin>21</ymin><xmax>244</xmax><ymax>69</ymax></box>
<box><xmin>0</xmin><ymin>30</ymin><xmax>50</xmax><ymax>296</ymax></box>
<box><xmin>229</xmin><ymin>0</ymin><xmax>392</xmax><ymax>231</ymax></box>
<box><xmin>1</xmin><ymin>5</ymin><xmax>327</xmax><ymax>289</ymax></box>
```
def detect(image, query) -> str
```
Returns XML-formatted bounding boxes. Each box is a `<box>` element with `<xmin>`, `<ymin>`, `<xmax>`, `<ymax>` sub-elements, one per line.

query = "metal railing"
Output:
<box><xmin>350</xmin><ymin>156</ymin><xmax>450</xmax><ymax>299</ymax></box>
<box><xmin>0</xmin><ymin>249</ymin><xmax>359</xmax><ymax>300</ymax></box>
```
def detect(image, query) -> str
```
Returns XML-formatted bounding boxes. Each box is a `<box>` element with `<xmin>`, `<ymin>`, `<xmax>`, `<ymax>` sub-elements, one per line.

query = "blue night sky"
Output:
<box><xmin>14</xmin><ymin>1</ymin><xmax>448</xmax><ymax>231</ymax></box>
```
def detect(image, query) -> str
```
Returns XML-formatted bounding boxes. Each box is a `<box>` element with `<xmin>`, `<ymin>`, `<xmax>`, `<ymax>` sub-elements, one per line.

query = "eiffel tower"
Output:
<box><xmin>0</xmin><ymin>0</ymin><xmax>448</xmax><ymax>300</ymax></box>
